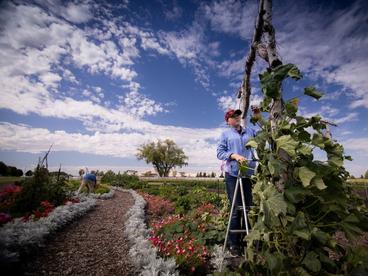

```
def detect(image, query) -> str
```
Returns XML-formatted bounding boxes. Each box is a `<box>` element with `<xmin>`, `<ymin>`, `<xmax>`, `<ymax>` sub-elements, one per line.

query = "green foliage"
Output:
<box><xmin>94</xmin><ymin>184</ymin><xmax>110</xmax><ymax>194</ymax></box>
<box><xmin>100</xmin><ymin>170</ymin><xmax>116</xmax><ymax>184</ymax></box>
<box><xmin>136</xmin><ymin>139</ymin><xmax>188</xmax><ymax>177</ymax></box>
<box><xmin>25</xmin><ymin>170</ymin><xmax>33</xmax><ymax>176</ymax></box>
<box><xmin>244</xmin><ymin>63</ymin><xmax>368</xmax><ymax>275</ymax></box>
<box><xmin>11</xmin><ymin>166</ymin><xmax>68</xmax><ymax>216</ymax></box>
<box><xmin>0</xmin><ymin>161</ymin><xmax>23</xmax><ymax>176</ymax></box>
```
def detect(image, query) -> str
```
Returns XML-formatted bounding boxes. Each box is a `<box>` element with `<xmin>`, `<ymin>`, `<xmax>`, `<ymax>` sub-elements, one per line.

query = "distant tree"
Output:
<box><xmin>211</xmin><ymin>172</ymin><xmax>216</xmax><ymax>178</ymax></box>
<box><xmin>199</xmin><ymin>172</ymin><xmax>202</xmax><ymax>177</ymax></box>
<box><xmin>0</xmin><ymin>161</ymin><xmax>7</xmax><ymax>176</ymax></box>
<box><xmin>203</xmin><ymin>172</ymin><xmax>207</xmax><ymax>177</ymax></box>
<box><xmin>220</xmin><ymin>172</ymin><xmax>224</xmax><ymax>178</ymax></box>
<box><xmin>365</xmin><ymin>170</ymin><xmax>368</xmax><ymax>179</ymax></box>
<box><xmin>25</xmin><ymin>170</ymin><xmax>33</xmax><ymax>176</ymax></box>
<box><xmin>15</xmin><ymin>169</ymin><xmax>23</xmax><ymax>177</ymax></box>
<box><xmin>136</xmin><ymin>139</ymin><xmax>188</xmax><ymax>177</ymax></box>
<box><xmin>7</xmin><ymin>166</ymin><xmax>16</xmax><ymax>176</ymax></box>
<box><xmin>361</xmin><ymin>175</ymin><xmax>364</xmax><ymax>179</ymax></box>
<box><xmin>350</xmin><ymin>175</ymin><xmax>355</xmax><ymax>179</ymax></box>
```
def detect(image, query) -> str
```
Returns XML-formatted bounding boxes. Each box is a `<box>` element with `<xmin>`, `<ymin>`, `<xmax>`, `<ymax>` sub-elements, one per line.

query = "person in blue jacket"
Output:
<box><xmin>76</xmin><ymin>170</ymin><xmax>97</xmax><ymax>195</ymax></box>
<box><xmin>217</xmin><ymin>108</ymin><xmax>257</xmax><ymax>256</ymax></box>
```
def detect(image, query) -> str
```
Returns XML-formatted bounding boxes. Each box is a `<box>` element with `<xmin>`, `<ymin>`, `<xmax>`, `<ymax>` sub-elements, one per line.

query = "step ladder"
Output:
<box><xmin>220</xmin><ymin>173</ymin><xmax>254</xmax><ymax>270</ymax></box>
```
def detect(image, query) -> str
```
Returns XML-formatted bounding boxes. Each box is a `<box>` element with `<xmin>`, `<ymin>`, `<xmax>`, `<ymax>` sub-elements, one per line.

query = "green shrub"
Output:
<box><xmin>94</xmin><ymin>185</ymin><xmax>110</xmax><ymax>194</ymax></box>
<box><xmin>11</xmin><ymin>166</ymin><xmax>68</xmax><ymax>216</ymax></box>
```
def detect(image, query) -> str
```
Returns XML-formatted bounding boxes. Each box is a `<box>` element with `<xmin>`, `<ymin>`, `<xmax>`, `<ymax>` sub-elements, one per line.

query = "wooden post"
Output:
<box><xmin>240</xmin><ymin>0</ymin><xmax>265</xmax><ymax>127</ymax></box>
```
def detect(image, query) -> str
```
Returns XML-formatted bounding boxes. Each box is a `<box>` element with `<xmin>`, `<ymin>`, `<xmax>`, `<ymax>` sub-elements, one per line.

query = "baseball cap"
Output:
<box><xmin>225</xmin><ymin>109</ymin><xmax>242</xmax><ymax>121</ymax></box>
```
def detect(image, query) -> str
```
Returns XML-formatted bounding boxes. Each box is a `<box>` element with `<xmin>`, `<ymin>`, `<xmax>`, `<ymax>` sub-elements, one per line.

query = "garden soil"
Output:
<box><xmin>18</xmin><ymin>190</ymin><xmax>137</xmax><ymax>276</ymax></box>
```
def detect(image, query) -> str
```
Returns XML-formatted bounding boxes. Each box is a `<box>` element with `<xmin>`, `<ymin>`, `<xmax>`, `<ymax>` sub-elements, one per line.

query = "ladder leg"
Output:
<box><xmin>239</xmin><ymin>178</ymin><xmax>250</xmax><ymax>235</ymax></box>
<box><xmin>220</xmin><ymin>177</ymin><xmax>240</xmax><ymax>271</ymax></box>
<box><xmin>222</xmin><ymin>177</ymin><xmax>240</xmax><ymax>254</ymax></box>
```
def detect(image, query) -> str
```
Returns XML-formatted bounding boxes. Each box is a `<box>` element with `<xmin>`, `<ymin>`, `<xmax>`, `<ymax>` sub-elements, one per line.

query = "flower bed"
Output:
<box><xmin>0</xmin><ymin>196</ymin><xmax>96</xmax><ymax>263</ymax></box>
<box><xmin>113</xmin><ymin>186</ymin><xmax>178</xmax><ymax>275</ymax></box>
<box><xmin>139</xmin><ymin>189</ymin><xmax>229</xmax><ymax>274</ymax></box>
<box><xmin>139</xmin><ymin>192</ymin><xmax>175</xmax><ymax>221</ymax></box>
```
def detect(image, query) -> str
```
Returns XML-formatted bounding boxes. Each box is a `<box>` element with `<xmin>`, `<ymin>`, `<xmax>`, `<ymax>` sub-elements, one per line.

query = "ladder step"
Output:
<box><xmin>229</xmin><ymin>229</ymin><xmax>248</xmax><ymax>233</ymax></box>
<box><xmin>236</xmin><ymin>205</ymin><xmax>257</xmax><ymax>211</ymax></box>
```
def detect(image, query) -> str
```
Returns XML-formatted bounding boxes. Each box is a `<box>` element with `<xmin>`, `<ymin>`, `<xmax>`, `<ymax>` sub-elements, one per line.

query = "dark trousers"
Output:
<box><xmin>225</xmin><ymin>172</ymin><xmax>253</xmax><ymax>248</ymax></box>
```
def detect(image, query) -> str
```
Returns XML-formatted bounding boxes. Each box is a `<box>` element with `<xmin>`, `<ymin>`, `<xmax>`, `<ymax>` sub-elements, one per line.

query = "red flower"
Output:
<box><xmin>0</xmin><ymin>212</ymin><xmax>12</xmax><ymax>225</ymax></box>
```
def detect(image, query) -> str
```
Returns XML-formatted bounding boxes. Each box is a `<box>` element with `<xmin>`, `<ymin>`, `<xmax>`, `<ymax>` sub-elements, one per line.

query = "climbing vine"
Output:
<box><xmin>240</xmin><ymin>64</ymin><xmax>368</xmax><ymax>275</ymax></box>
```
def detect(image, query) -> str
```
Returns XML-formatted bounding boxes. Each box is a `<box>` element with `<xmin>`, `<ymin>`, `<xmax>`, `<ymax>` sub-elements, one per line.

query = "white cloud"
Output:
<box><xmin>217</xmin><ymin>96</ymin><xmax>237</xmax><ymax>111</ymax></box>
<box><xmin>202</xmin><ymin>0</ymin><xmax>258</xmax><ymax>40</ymax></box>
<box><xmin>0</xmin><ymin>122</ymin><xmax>224</xmax><ymax>168</ymax></box>
<box><xmin>273</xmin><ymin>0</ymin><xmax>368</xmax><ymax>109</ymax></box>
<box><xmin>64</xmin><ymin>3</ymin><xmax>92</xmax><ymax>23</ymax></box>
<box><xmin>119</xmin><ymin>91</ymin><xmax>167</xmax><ymax>118</ymax></box>
<box><xmin>163</xmin><ymin>0</ymin><xmax>183</xmax><ymax>21</ymax></box>
<box><xmin>340</xmin><ymin>137</ymin><xmax>368</xmax><ymax>176</ymax></box>
<box><xmin>159</xmin><ymin>24</ymin><xmax>214</xmax><ymax>88</ymax></box>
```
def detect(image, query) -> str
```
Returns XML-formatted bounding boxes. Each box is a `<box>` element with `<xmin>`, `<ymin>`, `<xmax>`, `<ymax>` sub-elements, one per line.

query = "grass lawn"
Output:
<box><xmin>0</xmin><ymin>176</ymin><xmax>23</xmax><ymax>186</ymax></box>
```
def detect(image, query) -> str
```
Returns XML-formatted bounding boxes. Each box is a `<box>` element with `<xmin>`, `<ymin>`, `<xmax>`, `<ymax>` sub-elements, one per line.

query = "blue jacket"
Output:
<box><xmin>217</xmin><ymin>126</ymin><xmax>257</xmax><ymax>177</ymax></box>
<box><xmin>83</xmin><ymin>173</ymin><xmax>96</xmax><ymax>183</ymax></box>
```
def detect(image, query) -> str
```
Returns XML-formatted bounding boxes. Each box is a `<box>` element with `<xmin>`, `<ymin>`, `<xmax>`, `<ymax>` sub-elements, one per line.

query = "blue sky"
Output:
<box><xmin>0</xmin><ymin>0</ymin><xmax>367</xmax><ymax>176</ymax></box>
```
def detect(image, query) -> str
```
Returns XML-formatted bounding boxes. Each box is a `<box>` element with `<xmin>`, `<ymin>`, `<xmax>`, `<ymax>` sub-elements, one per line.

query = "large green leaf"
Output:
<box><xmin>289</xmin><ymin>212</ymin><xmax>311</xmax><ymax>240</ymax></box>
<box><xmin>294</xmin><ymin>230</ymin><xmax>311</xmax><ymax>240</ymax></box>
<box><xmin>261</xmin><ymin>185</ymin><xmax>288</xmax><ymax>226</ymax></box>
<box><xmin>304</xmin><ymin>86</ymin><xmax>323</xmax><ymax>100</ymax></box>
<box><xmin>246</xmin><ymin>139</ymin><xmax>258</xmax><ymax>148</ymax></box>
<box><xmin>290</xmin><ymin>212</ymin><xmax>308</xmax><ymax>231</ymax></box>
<box><xmin>328</xmin><ymin>155</ymin><xmax>343</xmax><ymax>167</ymax></box>
<box><xmin>285</xmin><ymin>100</ymin><xmax>298</xmax><ymax>115</ymax></box>
<box><xmin>284</xmin><ymin>186</ymin><xmax>310</xmax><ymax>203</ymax></box>
<box><xmin>298</xmin><ymin>130</ymin><xmax>311</xmax><ymax>142</ymax></box>
<box><xmin>298</xmin><ymin>166</ymin><xmax>316</xmax><ymax>187</ymax></box>
<box><xmin>302</xmin><ymin>251</ymin><xmax>321</xmax><ymax>272</ymax></box>
<box><xmin>267</xmin><ymin>156</ymin><xmax>284</xmax><ymax>176</ymax></box>
<box><xmin>276</xmin><ymin>135</ymin><xmax>299</xmax><ymax>158</ymax></box>
<box><xmin>312</xmin><ymin>177</ymin><xmax>327</xmax><ymax>190</ymax></box>
<box><xmin>265</xmin><ymin>250</ymin><xmax>284</xmax><ymax>272</ymax></box>
<box><xmin>311</xmin><ymin>133</ymin><xmax>325</xmax><ymax>148</ymax></box>
<box><xmin>298</xmin><ymin>145</ymin><xmax>313</xmax><ymax>156</ymax></box>
<box><xmin>259</xmin><ymin>64</ymin><xmax>301</xmax><ymax>99</ymax></box>
<box><xmin>312</xmin><ymin>228</ymin><xmax>330</xmax><ymax>245</ymax></box>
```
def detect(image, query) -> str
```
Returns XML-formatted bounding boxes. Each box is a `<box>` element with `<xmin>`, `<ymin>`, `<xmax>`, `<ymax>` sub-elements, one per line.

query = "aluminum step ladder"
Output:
<box><xmin>219</xmin><ymin>173</ymin><xmax>255</xmax><ymax>270</ymax></box>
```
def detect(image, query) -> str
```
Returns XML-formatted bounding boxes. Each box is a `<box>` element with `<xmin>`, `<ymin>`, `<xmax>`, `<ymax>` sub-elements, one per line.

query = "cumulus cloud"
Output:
<box><xmin>119</xmin><ymin>91</ymin><xmax>167</xmax><ymax>118</ymax></box>
<box><xmin>273</xmin><ymin>0</ymin><xmax>368</xmax><ymax>109</ymax></box>
<box><xmin>0</xmin><ymin>122</ymin><xmax>224</xmax><ymax>168</ymax></box>
<box><xmin>217</xmin><ymin>96</ymin><xmax>236</xmax><ymax>111</ymax></box>
<box><xmin>202</xmin><ymin>0</ymin><xmax>258</xmax><ymax>40</ymax></box>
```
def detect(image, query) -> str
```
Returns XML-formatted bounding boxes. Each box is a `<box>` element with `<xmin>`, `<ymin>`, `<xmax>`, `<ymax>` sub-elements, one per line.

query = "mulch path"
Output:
<box><xmin>15</xmin><ymin>190</ymin><xmax>137</xmax><ymax>276</ymax></box>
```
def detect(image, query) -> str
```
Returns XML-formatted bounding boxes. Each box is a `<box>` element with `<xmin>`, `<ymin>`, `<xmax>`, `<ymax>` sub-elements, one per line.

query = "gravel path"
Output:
<box><xmin>20</xmin><ymin>190</ymin><xmax>137</xmax><ymax>276</ymax></box>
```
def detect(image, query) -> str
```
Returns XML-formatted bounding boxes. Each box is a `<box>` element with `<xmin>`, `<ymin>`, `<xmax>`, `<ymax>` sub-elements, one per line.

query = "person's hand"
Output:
<box><xmin>231</xmin><ymin>153</ymin><xmax>247</xmax><ymax>163</ymax></box>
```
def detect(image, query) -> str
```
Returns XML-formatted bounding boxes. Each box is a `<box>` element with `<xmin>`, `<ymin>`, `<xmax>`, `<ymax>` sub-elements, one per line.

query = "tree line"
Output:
<box><xmin>0</xmin><ymin>161</ymin><xmax>23</xmax><ymax>177</ymax></box>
